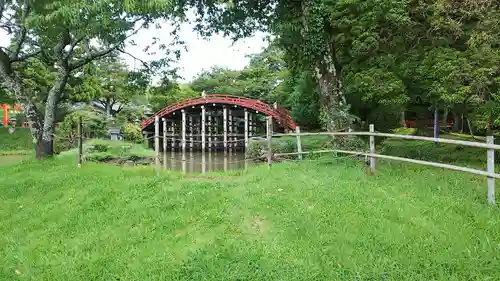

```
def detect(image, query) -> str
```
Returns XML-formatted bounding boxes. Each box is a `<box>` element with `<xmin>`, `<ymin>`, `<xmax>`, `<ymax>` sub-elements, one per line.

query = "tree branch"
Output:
<box><xmin>117</xmin><ymin>47</ymin><xmax>149</xmax><ymax>69</ymax></box>
<box><xmin>10</xmin><ymin>49</ymin><xmax>41</xmax><ymax>62</ymax></box>
<box><xmin>65</xmin><ymin>35</ymin><xmax>86</xmax><ymax>59</ymax></box>
<box><xmin>0</xmin><ymin>47</ymin><xmax>12</xmax><ymax>75</ymax></box>
<box><xmin>69</xmin><ymin>19</ymin><xmax>147</xmax><ymax>71</ymax></box>
<box><xmin>53</xmin><ymin>28</ymin><xmax>71</xmax><ymax>59</ymax></box>
<box><xmin>9</xmin><ymin>0</ymin><xmax>30</xmax><ymax>61</ymax></box>
<box><xmin>0</xmin><ymin>0</ymin><xmax>5</xmax><ymax>20</ymax></box>
<box><xmin>115</xmin><ymin>104</ymin><xmax>123</xmax><ymax>114</ymax></box>
<box><xmin>94</xmin><ymin>98</ymin><xmax>107</xmax><ymax>108</ymax></box>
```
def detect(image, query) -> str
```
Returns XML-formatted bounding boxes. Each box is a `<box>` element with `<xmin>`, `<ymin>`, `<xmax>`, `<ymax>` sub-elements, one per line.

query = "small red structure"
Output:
<box><xmin>1</xmin><ymin>103</ymin><xmax>23</xmax><ymax>127</ymax></box>
<box><xmin>405</xmin><ymin>119</ymin><xmax>453</xmax><ymax>129</ymax></box>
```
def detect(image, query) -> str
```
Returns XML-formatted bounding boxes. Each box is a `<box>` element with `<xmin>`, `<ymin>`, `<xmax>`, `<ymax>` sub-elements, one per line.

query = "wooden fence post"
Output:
<box><xmin>487</xmin><ymin>135</ymin><xmax>495</xmax><ymax>205</ymax></box>
<box><xmin>162</xmin><ymin>118</ymin><xmax>167</xmax><ymax>170</ymax></box>
<box><xmin>369</xmin><ymin>124</ymin><xmax>375</xmax><ymax>174</ymax></box>
<box><xmin>267</xmin><ymin>116</ymin><xmax>272</xmax><ymax>168</ymax></box>
<box><xmin>77</xmin><ymin>116</ymin><xmax>82</xmax><ymax>168</ymax></box>
<box><xmin>295</xmin><ymin>126</ymin><xmax>302</xmax><ymax>160</ymax></box>
<box><xmin>154</xmin><ymin>115</ymin><xmax>160</xmax><ymax>176</ymax></box>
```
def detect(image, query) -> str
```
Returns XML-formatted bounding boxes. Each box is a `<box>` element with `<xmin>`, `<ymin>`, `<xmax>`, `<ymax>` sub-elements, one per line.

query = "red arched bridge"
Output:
<box><xmin>141</xmin><ymin>94</ymin><xmax>296</xmax><ymax>151</ymax></box>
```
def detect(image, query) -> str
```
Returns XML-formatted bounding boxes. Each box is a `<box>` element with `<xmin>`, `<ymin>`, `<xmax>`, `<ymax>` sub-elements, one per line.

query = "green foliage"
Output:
<box><xmin>81</xmin><ymin>57</ymin><xmax>151</xmax><ymax>116</ymax></box>
<box><xmin>122</xmin><ymin>122</ymin><xmax>143</xmax><ymax>144</ymax></box>
<box><xmin>189</xmin><ymin>43</ymin><xmax>290</xmax><ymax>106</ymax></box>
<box><xmin>246</xmin><ymin>135</ymin><xmax>365</xmax><ymax>160</ymax></box>
<box><xmin>55</xmin><ymin>107</ymin><xmax>108</xmax><ymax>153</ymax></box>
<box><xmin>79</xmin><ymin>139</ymin><xmax>153</xmax><ymax>163</ymax></box>
<box><xmin>381</xmin><ymin>136</ymin><xmax>500</xmax><ymax>170</ymax></box>
<box><xmin>149</xmin><ymin>79</ymin><xmax>198</xmax><ymax>111</ymax></box>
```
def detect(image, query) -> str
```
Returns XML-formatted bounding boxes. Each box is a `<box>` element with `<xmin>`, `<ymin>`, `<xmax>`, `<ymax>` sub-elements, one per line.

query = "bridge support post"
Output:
<box><xmin>244</xmin><ymin>108</ymin><xmax>249</xmax><ymax>148</ymax></box>
<box><xmin>249</xmin><ymin>112</ymin><xmax>253</xmax><ymax>138</ymax></box>
<box><xmin>189</xmin><ymin>115</ymin><xmax>193</xmax><ymax>150</ymax></box>
<box><xmin>154</xmin><ymin>115</ymin><xmax>160</xmax><ymax>176</ymax></box>
<box><xmin>208</xmin><ymin>109</ymin><xmax>212</xmax><ymax>151</ymax></box>
<box><xmin>162</xmin><ymin>118</ymin><xmax>167</xmax><ymax>169</ymax></box>
<box><xmin>212</xmin><ymin>112</ymin><xmax>220</xmax><ymax>151</ymax></box>
<box><xmin>181</xmin><ymin>109</ymin><xmax>186</xmax><ymax>152</ymax></box>
<box><xmin>201</xmin><ymin>106</ymin><xmax>206</xmax><ymax>152</ymax></box>
<box><xmin>228</xmin><ymin>109</ymin><xmax>233</xmax><ymax>151</ymax></box>
<box><xmin>267</xmin><ymin>116</ymin><xmax>273</xmax><ymax>168</ymax></box>
<box><xmin>170</xmin><ymin>120</ymin><xmax>175</xmax><ymax>151</ymax></box>
<box><xmin>223</xmin><ymin>106</ymin><xmax>228</xmax><ymax>152</ymax></box>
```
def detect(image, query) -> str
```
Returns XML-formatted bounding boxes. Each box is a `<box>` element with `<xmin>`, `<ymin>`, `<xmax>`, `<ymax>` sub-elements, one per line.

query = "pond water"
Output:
<box><xmin>161</xmin><ymin>151</ymin><xmax>254</xmax><ymax>173</ymax></box>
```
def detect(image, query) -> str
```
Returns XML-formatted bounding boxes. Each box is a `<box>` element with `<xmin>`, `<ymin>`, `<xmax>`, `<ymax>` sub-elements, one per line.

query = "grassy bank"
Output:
<box><xmin>0</xmin><ymin>128</ymin><xmax>32</xmax><ymax>155</ymax></box>
<box><xmin>1</xmin><ymin>155</ymin><xmax>499</xmax><ymax>280</ymax></box>
<box><xmin>249</xmin><ymin>130</ymin><xmax>497</xmax><ymax>171</ymax></box>
<box><xmin>381</xmin><ymin>131</ymin><xmax>499</xmax><ymax>170</ymax></box>
<box><xmin>59</xmin><ymin>139</ymin><xmax>154</xmax><ymax>164</ymax></box>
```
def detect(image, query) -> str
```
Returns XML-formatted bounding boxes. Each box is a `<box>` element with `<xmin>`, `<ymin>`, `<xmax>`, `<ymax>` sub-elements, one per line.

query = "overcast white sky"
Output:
<box><xmin>0</xmin><ymin>16</ymin><xmax>269</xmax><ymax>83</ymax></box>
<box><xmin>123</xmin><ymin>20</ymin><xmax>269</xmax><ymax>82</ymax></box>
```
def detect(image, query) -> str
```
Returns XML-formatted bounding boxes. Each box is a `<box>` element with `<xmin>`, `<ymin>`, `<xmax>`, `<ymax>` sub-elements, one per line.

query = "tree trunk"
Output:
<box><xmin>486</xmin><ymin>113</ymin><xmax>493</xmax><ymax>136</ymax></box>
<box><xmin>452</xmin><ymin>111</ymin><xmax>463</xmax><ymax>132</ymax></box>
<box><xmin>441</xmin><ymin>107</ymin><xmax>448</xmax><ymax>131</ymax></box>
<box><xmin>400</xmin><ymin>110</ymin><xmax>406</xmax><ymax>127</ymax></box>
<box><xmin>39</xmin><ymin>70</ymin><xmax>69</xmax><ymax>157</ymax></box>
<box><xmin>0</xmin><ymin>56</ymin><xmax>43</xmax><ymax>149</ymax></box>
<box><xmin>466</xmin><ymin>117</ymin><xmax>475</xmax><ymax>139</ymax></box>
<box><xmin>301</xmin><ymin>0</ymin><xmax>351</xmax><ymax>132</ymax></box>
<box><xmin>106</xmin><ymin>98</ymin><xmax>111</xmax><ymax>119</ymax></box>
<box><xmin>36</xmin><ymin>138</ymin><xmax>53</xmax><ymax>158</ymax></box>
<box><xmin>314</xmin><ymin>49</ymin><xmax>350</xmax><ymax>132</ymax></box>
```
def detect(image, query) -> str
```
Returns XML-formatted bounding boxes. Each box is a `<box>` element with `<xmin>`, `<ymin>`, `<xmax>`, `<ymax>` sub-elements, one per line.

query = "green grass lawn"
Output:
<box><xmin>1</xmin><ymin>155</ymin><xmax>499</xmax><ymax>280</ymax></box>
<box><xmin>0</xmin><ymin>128</ymin><xmax>32</xmax><ymax>155</ymax></box>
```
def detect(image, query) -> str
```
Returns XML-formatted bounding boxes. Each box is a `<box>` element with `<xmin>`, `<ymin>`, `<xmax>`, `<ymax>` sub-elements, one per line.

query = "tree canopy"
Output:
<box><xmin>0</xmin><ymin>0</ymin><xmax>499</xmax><ymax>157</ymax></box>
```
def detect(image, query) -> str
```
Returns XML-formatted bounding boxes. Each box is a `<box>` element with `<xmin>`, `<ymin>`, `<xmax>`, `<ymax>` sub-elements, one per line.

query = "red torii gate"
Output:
<box><xmin>1</xmin><ymin>103</ymin><xmax>23</xmax><ymax>127</ymax></box>
<box><xmin>141</xmin><ymin>94</ymin><xmax>296</xmax><ymax>131</ymax></box>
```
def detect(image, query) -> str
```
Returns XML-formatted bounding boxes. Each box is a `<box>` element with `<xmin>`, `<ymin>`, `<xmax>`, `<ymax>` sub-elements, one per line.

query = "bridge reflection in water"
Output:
<box><xmin>162</xmin><ymin>151</ymin><xmax>253</xmax><ymax>174</ymax></box>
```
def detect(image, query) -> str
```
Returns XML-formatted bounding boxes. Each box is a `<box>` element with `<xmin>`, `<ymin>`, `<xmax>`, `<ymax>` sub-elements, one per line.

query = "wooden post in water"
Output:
<box><xmin>181</xmin><ymin>110</ymin><xmax>186</xmax><ymax>152</ymax></box>
<box><xmin>189</xmin><ymin>115</ymin><xmax>193</xmax><ymax>150</ymax></box>
<box><xmin>228</xmin><ymin>109</ymin><xmax>233</xmax><ymax>151</ymax></box>
<box><xmin>77</xmin><ymin>116</ymin><xmax>83</xmax><ymax>168</ymax></box>
<box><xmin>223</xmin><ymin>106</ymin><xmax>228</xmax><ymax>152</ymax></box>
<box><xmin>208</xmin><ymin>110</ymin><xmax>212</xmax><ymax>151</ymax></box>
<box><xmin>244</xmin><ymin>108</ymin><xmax>249</xmax><ymax>149</ymax></box>
<box><xmin>267</xmin><ymin>116</ymin><xmax>272</xmax><ymax>168</ymax></box>
<box><xmin>369</xmin><ymin>124</ymin><xmax>375</xmax><ymax>174</ymax></box>
<box><xmin>201</xmin><ymin>105</ymin><xmax>206</xmax><ymax>152</ymax></box>
<box><xmin>171</xmin><ymin>121</ymin><xmax>175</xmax><ymax>151</ymax></box>
<box><xmin>154</xmin><ymin>115</ymin><xmax>160</xmax><ymax>176</ymax></box>
<box><xmin>487</xmin><ymin>135</ymin><xmax>495</xmax><ymax>205</ymax></box>
<box><xmin>295</xmin><ymin>126</ymin><xmax>302</xmax><ymax>160</ymax></box>
<box><xmin>162</xmin><ymin>118</ymin><xmax>167</xmax><ymax>170</ymax></box>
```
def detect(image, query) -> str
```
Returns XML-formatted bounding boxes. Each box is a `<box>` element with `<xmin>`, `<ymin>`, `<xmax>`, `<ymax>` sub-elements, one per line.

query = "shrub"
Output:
<box><xmin>83</xmin><ymin>139</ymin><xmax>154</xmax><ymax>164</ymax></box>
<box><xmin>122</xmin><ymin>122</ymin><xmax>143</xmax><ymax>143</ymax></box>
<box><xmin>246</xmin><ymin>134</ymin><xmax>367</xmax><ymax>160</ymax></box>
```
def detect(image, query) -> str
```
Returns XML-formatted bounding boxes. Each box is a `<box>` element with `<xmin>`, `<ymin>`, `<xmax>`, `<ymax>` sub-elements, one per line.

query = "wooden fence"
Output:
<box><xmin>264</xmin><ymin>116</ymin><xmax>500</xmax><ymax>205</ymax></box>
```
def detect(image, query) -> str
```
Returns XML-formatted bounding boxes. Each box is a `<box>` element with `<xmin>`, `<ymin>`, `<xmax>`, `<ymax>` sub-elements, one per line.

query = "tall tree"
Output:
<box><xmin>82</xmin><ymin>56</ymin><xmax>150</xmax><ymax>118</ymax></box>
<box><xmin>0</xmin><ymin>0</ymin><xmax>177</xmax><ymax>157</ymax></box>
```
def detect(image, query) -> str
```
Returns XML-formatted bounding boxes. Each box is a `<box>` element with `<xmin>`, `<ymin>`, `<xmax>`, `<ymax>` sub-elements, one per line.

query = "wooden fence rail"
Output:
<box><xmin>267</xmin><ymin>123</ymin><xmax>498</xmax><ymax>205</ymax></box>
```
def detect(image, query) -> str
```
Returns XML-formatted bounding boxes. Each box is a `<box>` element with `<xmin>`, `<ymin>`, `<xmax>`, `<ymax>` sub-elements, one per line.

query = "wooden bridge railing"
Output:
<box><xmin>264</xmin><ymin>117</ymin><xmax>499</xmax><ymax>205</ymax></box>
